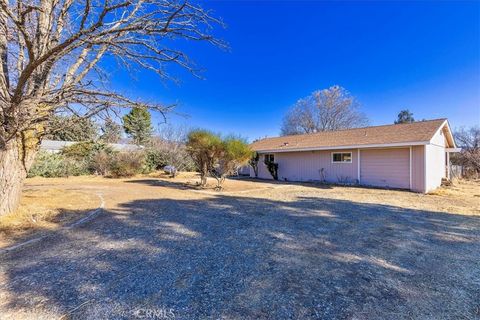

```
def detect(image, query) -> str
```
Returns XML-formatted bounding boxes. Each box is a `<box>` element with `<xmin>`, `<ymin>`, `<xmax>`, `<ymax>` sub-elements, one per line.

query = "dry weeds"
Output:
<box><xmin>0</xmin><ymin>188</ymin><xmax>99</xmax><ymax>248</ymax></box>
<box><xmin>2</xmin><ymin>173</ymin><xmax>478</xmax><ymax>250</ymax></box>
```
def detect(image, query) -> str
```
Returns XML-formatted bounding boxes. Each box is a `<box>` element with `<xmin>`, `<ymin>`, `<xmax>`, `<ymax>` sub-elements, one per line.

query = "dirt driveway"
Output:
<box><xmin>0</xmin><ymin>176</ymin><xmax>479</xmax><ymax>319</ymax></box>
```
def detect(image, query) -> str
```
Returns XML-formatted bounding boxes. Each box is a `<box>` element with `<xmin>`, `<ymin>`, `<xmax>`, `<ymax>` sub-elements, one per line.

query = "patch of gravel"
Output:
<box><xmin>0</xmin><ymin>179</ymin><xmax>479</xmax><ymax>319</ymax></box>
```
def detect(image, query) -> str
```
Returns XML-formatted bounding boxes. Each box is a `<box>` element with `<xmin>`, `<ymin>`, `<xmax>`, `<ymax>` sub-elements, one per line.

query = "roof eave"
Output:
<box><xmin>254</xmin><ymin>141</ymin><xmax>430</xmax><ymax>153</ymax></box>
<box><xmin>430</xmin><ymin>119</ymin><xmax>456</xmax><ymax>148</ymax></box>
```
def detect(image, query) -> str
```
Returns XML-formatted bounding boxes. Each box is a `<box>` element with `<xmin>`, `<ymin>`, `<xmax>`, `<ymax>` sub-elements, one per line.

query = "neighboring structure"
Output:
<box><xmin>237</xmin><ymin>165</ymin><xmax>251</xmax><ymax>176</ymax></box>
<box><xmin>249</xmin><ymin>119</ymin><xmax>458</xmax><ymax>193</ymax></box>
<box><xmin>40</xmin><ymin>140</ymin><xmax>143</xmax><ymax>153</ymax></box>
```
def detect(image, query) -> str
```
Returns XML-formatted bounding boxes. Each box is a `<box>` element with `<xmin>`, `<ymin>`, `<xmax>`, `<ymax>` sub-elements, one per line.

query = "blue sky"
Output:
<box><xmin>109</xmin><ymin>1</ymin><xmax>479</xmax><ymax>141</ymax></box>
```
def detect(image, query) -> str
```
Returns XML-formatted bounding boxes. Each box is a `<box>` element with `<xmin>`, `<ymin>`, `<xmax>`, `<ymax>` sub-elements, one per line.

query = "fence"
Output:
<box><xmin>450</xmin><ymin>165</ymin><xmax>463</xmax><ymax>179</ymax></box>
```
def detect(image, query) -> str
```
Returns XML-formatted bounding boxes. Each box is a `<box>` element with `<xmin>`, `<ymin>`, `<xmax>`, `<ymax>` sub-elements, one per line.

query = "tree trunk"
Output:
<box><xmin>199</xmin><ymin>161</ymin><xmax>208</xmax><ymax>187</ymax></box>
<box><xmin>0</xmin><ymin>137</ymin><xmax>38</xmax><ymax>216</ymax></box>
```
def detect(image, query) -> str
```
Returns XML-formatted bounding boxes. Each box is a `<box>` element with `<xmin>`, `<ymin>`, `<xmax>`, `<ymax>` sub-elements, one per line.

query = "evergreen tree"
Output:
<box><xmin>395</xmin><ymin>110</ymin><xmax>415</xmax><ymax>124</ymax></box>
<box><xmin>123</xmin><ymin>108</ymin><xmax>153</xmax><ymax>145</ymax></box>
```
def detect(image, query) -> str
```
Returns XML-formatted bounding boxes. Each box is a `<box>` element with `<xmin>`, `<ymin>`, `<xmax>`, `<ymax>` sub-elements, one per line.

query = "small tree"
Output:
<box><xmin>210</xmin><ymin>137</ymin><xmax>252</xmax><ymax>190</ymax></box>
<box><xmin>45</xmin><ymin>115</ymin><xmax>98</xmax><ymax>141</ymax></box>
<box><xmin>249</xmin><ymin>152</ymin><xmax>260</xmax><ymax>178</ymax></box>
<box><xmin>123</xmin><ymin>108</ymin><xmax>153</xmax><ymax>145</ymax></box>
<box><xmin>100</xmin><ymin>118</ymin><xmax>122</xmax><ymax>144</ymax></box>
<box><xmin>394</xmin><ymin>110</ymin><xmax>415</xmax><ymax>124</ymax></box>
<box><xmin>186</xmin><ymin>130</ymin><xmax>223</xmax><ymax>187</ymax></box>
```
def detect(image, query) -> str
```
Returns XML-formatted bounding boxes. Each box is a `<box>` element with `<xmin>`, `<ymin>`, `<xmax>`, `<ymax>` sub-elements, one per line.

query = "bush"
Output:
<box><xmin>62</xmin><ymin>141</ymin><xmax>116</xmax><ymax>175</ymax></box>
<box><xmin>30</xmin><ymin>142</ymin><xmax>147</xmax><ymax>178</ymax></box>
<box><xmin>108</xmin><ymin>152</ymin><xmax>145</xmax><ymax>178</ymax></box>
<box><xmin>264</xmin><ymin>158</ymin><xmax>278</xmax><ymax>180</ymax></box>
<box><xmin>90</xmin><ymin>150</ymin><xmax>113</xmax><ymax>176</ymax></box>
<box><xmin>28</xmin><ymin>151</ymin><xmax>89</xmax><ymax>177</ymax></box>
<box><xmin>143</xmin><ymin>148</ymin><xmax>167</xmax><ymax>173</ymax></box>
<box><xmin>61</xmin><ymin>141</ymin><xmax>112</xmax><ymax>161</ymax></box>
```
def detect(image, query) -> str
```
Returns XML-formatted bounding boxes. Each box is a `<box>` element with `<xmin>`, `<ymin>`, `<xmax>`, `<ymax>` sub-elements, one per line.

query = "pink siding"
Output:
<box><xmin>411</xmin><ymin>145</ymin><xmax>425</xmax><ymax>192</ymax></box>
<box><xmin>424</xmin><ymin>128</ymin><xmax>447</xmax><ymax>192</ymax></box>
<box><xmin>425</xmin><ymin>144</ymin><xmax>446</xmax><ymax>192</ymax></box>
<box><xmin>262</xmin><ymin>150</ymin><xmax>359</xmax><ymax>183</ymax></box>
<box><xmin>252</xmin><ymin>146</ymin><xmax>431</xmax><ymax>192</ymax></box>
<box><xmin>256</xmin><ymin>161</ymin><xmax>273</xmax><ymax>179</ymax></box>
<box><xmin>360</xmin><ymin>148</ymin><xmax>410</xmax><ymax>189</ymax></box>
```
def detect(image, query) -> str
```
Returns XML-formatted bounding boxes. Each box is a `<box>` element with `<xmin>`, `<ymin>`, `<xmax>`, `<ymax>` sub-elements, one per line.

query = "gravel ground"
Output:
<box><xmin>0</xmin><ymin>177</ymin><xmax>479</xmax><ymax>319</ymax></box>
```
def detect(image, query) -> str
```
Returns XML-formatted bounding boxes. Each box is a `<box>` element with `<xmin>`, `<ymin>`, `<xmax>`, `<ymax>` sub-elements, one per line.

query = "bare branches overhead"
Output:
<box><xmin>0</xmin><ymin>0</ymin><xmax>225</xmax><ymax>148</ymax></box>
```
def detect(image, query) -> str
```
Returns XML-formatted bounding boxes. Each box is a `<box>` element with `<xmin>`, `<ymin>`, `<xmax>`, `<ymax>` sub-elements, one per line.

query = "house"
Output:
<box><xmin>40</xmin><ymin>140</ymin><xmax>143</xmax><ymax>153</ymax></box>
<box><xmin>249</xmin><ymin>119</ymin><xmax>458</xmax><ymax>193</ymax></box>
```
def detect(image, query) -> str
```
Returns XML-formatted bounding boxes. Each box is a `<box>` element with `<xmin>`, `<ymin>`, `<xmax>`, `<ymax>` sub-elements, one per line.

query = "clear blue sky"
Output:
<box><xmin>109</xmin><ymin>1</ymin><xmax>480</xmax><ymax>141</ymax></box>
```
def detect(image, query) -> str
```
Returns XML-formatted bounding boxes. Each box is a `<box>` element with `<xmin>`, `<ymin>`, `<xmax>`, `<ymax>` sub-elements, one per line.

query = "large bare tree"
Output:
<box><xmin>280</xmin><ymin>85</ymin><xmax>369</xmax><ymax>136</ymax></box>
<box><xmin>0</xmin><ymin>0</ymin><xmax>224</xmax><ymax>216</ymax></box>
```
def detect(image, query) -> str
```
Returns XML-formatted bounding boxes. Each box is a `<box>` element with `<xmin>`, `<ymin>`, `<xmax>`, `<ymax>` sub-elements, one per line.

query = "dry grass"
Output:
<box><xmin>278</xmin><ymin>179</ymin><xmax>480</xmax><ymax>216</ymax></box>
<box><xmin>2</xmin><ymin>173</ymin><xmax>478</xmax><ymax>250</ymax></box>
<box><xmin>0</xmin><ymin>188</ymin><xmax>99</xmax><ymax>248</ymax></box>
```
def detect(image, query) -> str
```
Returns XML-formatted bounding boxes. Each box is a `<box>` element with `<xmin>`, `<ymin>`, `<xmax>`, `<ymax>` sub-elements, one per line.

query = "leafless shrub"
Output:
<box><xmin>149</xmin><ymin>124</ymin><xmax>196</xmax><ymax>177</ymax></box>
<box><xmin>452</xmin><ymin>126</ymin><xmax>480</xmax><ymax>179</ymax></box>
<box><xmin>91</xmin><ymin>150</ymin><xmax>112</xmax><ymax>176</ymax></box>
<box><xmin>108</xmin><ymin>152</ymin><xmax>144</xmax><ymax>178</ymax></box>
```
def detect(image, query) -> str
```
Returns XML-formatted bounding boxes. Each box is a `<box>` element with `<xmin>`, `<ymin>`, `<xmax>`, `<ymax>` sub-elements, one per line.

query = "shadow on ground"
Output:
<box><xmin>125</xmin><ymin>177</ymin><xmax>335</xmax><ymax>191</ymax></box>
<box><xmin>1</xmin><ymin>192</ymin><xmax>479</xmax><ymax>319</ymax></box>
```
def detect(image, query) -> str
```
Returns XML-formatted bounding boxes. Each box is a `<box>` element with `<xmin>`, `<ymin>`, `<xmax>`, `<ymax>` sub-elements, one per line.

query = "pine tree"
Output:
<box><xmin>123</xmin><ymin>108</ymin><xmax>153</xmax><ymax>145</ymax></box>
<box><xmin>395</xmin><ymin>110</ymin><xmax>415</xmax><ymax>124</ymax></box>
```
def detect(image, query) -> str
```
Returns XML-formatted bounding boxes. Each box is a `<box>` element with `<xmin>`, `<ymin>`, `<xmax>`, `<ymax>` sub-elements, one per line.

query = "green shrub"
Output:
<box><xmin>143</xmin><ymin>148</ymin><xmax>166</xmax><ymax>173</ymax></box>
<box><xmin>61</xmin><ymin>141</ymin><xmax>116</xmax><ymax>174</ymax></box>
<box><xmin>264</xmin><ymin>158</ymin><xmax>279</xmax><ymax>180</ymax></box>
<box><xmin>30</xmin><ymin>143</ymin><xmax>146</xmax><ymax>178</ymax></box>
<box><xmin>28</xmin><ymin>151</ymin><xmax>89</xmax><ymax>178</ymax></box>
<box><xmin>61</xmin><ymin>141</ymin><xmax>112</xmax><ymax>161</ymax></box>
<box><xmin>108</xmin><ymin>152</ymin><xmax>145</xmax><ymax>178</ymax></box>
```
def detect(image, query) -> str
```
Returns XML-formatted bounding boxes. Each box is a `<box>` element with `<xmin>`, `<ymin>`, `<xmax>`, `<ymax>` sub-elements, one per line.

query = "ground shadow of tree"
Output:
<box><xmin>0</xmin><ymin>193</ymin><xmax>479</xmax><ymax>319</ymax></box>
<box><xmin>125</xmin><ymin>177</ymin><xmax>334</xmax><ymax>191</ymax></box>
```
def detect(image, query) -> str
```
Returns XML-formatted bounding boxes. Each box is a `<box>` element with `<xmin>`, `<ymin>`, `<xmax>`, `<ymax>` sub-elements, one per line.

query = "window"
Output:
<box><xmin>332</xmin><ymin>152</ymin><xmax>352</xmax><ymax>163</ymax></box>
<box><xmin>264</xmin><ymin>154</ymin><xmax>274</xmax><ymax>163</ymax></box>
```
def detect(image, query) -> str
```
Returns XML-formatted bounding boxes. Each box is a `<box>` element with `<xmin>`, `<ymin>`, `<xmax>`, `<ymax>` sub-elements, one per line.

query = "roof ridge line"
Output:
<box><xmin>258</xmin><ymin>118</ymin><xmax>447</xmax><ymax>141</ymax></box>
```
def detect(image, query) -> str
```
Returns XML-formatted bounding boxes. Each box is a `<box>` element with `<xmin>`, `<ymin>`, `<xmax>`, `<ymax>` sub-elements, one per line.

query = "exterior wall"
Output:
<box><xmin>425</xmin><ymin>128</ymin><xmax>447</xmax><ymax>192</ymax></box>
<box><xmin>430</xmin><ymin>127</ymin><xmax>447</xmax><ymax>147</ymax></box>
<box><xmin>360</xmin><ymin>148</ymin><xmax>410</xmax><ymax>189</ymax></box>
<box><xmin>251</xmin><ymin>143</ymin><xmax>444</xmax><ymax>193</ymax></box>
<box><xmin>254</xmin><ymin>150</ymin><xmax>359</xmax><ymax>183</ymax></box>
<box><xmin>425</xmin><ymin>144</ymin><xmax>446</xmax><ymax>192</ymax></box>
<box><xmin>277</xmin><ymin>150</ymin><xmax>359</xmax><ymax>183</ymax></box>
<box><xmin>250</xmin><ymin>158</ymin><xmax>274</xmax><ymax>179</ymax></box>
<box><xmin>411</xmin><ymin>145</ymin><xmax>425</xmax><ymax>192</ymax></box>
<box><xmin>257</xmin><ymin>160</ymin><xmax>273</xmax><ymax>179</ymax></box>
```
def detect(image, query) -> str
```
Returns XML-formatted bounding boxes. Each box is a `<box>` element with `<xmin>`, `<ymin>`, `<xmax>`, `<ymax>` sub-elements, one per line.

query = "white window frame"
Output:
<box><xmin>331</xmin><ymin>152</ymin><xmax>352</xmax><ymax>163</ymax></box>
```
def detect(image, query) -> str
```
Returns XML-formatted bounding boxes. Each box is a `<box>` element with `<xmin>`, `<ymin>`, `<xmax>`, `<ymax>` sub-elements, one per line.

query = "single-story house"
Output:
<box><xmin>249</xmin><ymin>119</ymin><xmax>458</xmax><ymax>193</ymax></box>
<box><xmin>40</xmin><ymin>140</ymin><xmax>143</xmax><ymax>153</ymax></box>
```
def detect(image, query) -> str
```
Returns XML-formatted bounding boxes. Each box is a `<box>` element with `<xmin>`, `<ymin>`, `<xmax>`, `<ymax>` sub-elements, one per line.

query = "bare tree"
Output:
<box><xmin>453</xmin><ymin>126</ymin><xmax>480</xmax><ymax>178</ymax></box>
<box><xmin>0</xmin><ymin>0</ymin><xmax>224</xmax><ymax>216</ymax></box>
<box><xmin>280</xmin><ymin>85</ymin><xmax>369</xmax><ymax>136</ymax></box>
<box><xmin>150</xmin><ymin>124</ymin><xmax>195</xmax><ymax>177</ymax></box>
